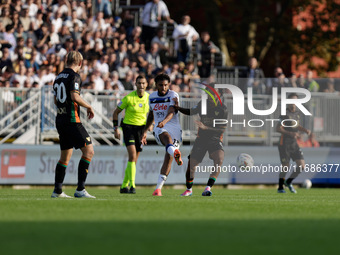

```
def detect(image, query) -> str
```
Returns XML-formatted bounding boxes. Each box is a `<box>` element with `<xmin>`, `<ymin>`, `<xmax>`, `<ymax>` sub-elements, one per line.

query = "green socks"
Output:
<box><xmin>121</xmin><ymin>161</ymin><xmax>136</xmax><ymax>188</ymax></box>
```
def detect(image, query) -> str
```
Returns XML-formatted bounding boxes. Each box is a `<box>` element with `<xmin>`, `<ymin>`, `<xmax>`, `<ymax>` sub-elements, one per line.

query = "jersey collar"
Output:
<box><xmin>157</xmin><ymin>89</ymin><xmax>169</xmax><ymax>97</ymax></box>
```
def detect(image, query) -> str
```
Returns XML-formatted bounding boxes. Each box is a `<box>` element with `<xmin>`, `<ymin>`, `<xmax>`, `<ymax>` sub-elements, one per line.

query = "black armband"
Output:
<box><xmin>113</xmin><ymin>120</ymin><xmax>118</xmax><ymax>127</ymax></box>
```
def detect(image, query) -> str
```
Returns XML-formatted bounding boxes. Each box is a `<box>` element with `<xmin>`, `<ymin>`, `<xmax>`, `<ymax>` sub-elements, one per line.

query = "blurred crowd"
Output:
<box><xmin>0</xmin><ymin>0</ymin><xmax>338</xmax><ymax>96</ymax></box>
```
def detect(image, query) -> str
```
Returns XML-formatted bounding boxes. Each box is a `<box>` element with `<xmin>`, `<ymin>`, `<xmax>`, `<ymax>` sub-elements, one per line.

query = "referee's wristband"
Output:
<box><xmin>113</xmin><ymin>120</ymin><xmax>118</xmax><ymax>129</ymax></box>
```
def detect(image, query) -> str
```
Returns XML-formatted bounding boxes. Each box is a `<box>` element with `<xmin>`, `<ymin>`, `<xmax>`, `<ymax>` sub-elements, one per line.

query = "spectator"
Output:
<box><xmin>64</xmin><ymin>9</ymin><xmax>84</xmax><ymax>32</ymax></box>
<box><xmin>35</xmin><ymin>23</ymin><xmax>51</xmax><ymax>49</ymax></box>
<box><xmin>51</xmin><ymin>10</ymin><xmax>63</xmax><ymax>34</ymax></box>
<box><xmin>58</xmin><ymin>25</ymin><xmax>72</xmax><ymax>45</ymax></box>
<box><xmin>95</xmin><ymin>0</ymin><xmax>112</xmax><ymax>17</ymax></box>
<box><xmin>127</xmin><ymin>26</ymin><xmax>142</xmax><ymax>45</ymax></box>
<box><xmin>92</xmin><ymin>11</ymin><xmax>106</xmax><ymax>32</ymax></box>
<box><xmin>10</xmin><ymin>64</ymin><xmax>27</xmax><ymax>87</ymax></box>
<box><xmin>14</xmin><ymin>23</ymin><xmax>28</xmax><ymax>42</ymax></box>
<box><xmin>41</xmin><ymin>64</ymin><xmax>56</xmax><ymax>86</ymax></box>
<box><xmin>137</xmin><ymin>43</ymin><xmax>148</xmax><ymax>71</ymax></box>
<box><xmin>11</xmin><ymin>11</ymin><xmax>21</xmax><ymax>30</ymax></box>
<box><xmin>151</xmin><ymin>28</ymin><xmax>169</xmax><ymax>65</ymax></box>
<box><xmin>32</xmin><ymin>10</ymin><xmax>44</xmax><ymax>31</ymax></box>
<box><xmin>1</xmin><ymin>80</ymin><xmax>15</xmax><ymax>117</ymax></box>
<box><xmin>121</xmin><ymin>70</ymin><xmax>135</xmax><ymax>91</ymax></box>
<box><xmin>0</xmin><ymin>47</ymin><xmax>13</xmax><ymax>71</ymax></box>
<box><xmin>111</xmin><ymin>71</ymin><xmax>125</xmax><ymax>92</ymax></box>
<box><xmin>19</xmin><ymin>6</ymin><xmax>31</xmax><ymax>32</ymax></box>
<box><xmin>3</xmin><ymin>25</ymin><xmax>17</xmax><ymax>52</ymax></box>
<box><xmin>297</xmin><ymin>74</ymin><xmax>306</xmax><ymax>88</ymax></box>
<box><xmin>47</xmin><ymin>44</ymin><xmax>67</xmax><ymax>61</ymax></box>
<box><xmin>27</xmin><ymin>0</ymin><xmax>39</xmax><ymax>19</ymax></box>
<box><xmin>51</xmin><ymin>0</ymin><xmax>71</xmax><ymax>17</ymax></box>
<box><xmin>196</xmin><ymin>31</ymin><xmax>220</xmax><ymax>78</ymax></box>
<box><xmin>141</xmin><ymin>0</ymin><xmax>173</xmax><ymax>51</ymax></box>
<box><xmin>116</xmin><ymin>42</ymin><xmax>128</xmax><ymax>66</ymax></box>
<box><xmin>266</xmin><ymin>67</ymin><xmax>289</xmax><ymax>94</ymax></box>
<box><xmin>172</xmin><ymin>15</ymin><xmax>199</xmax><ymax>63</ymax></box>
<box><xmin>184</xmin><ymin>61</ymin><xmax>200</xmax><ymax>83</ymax></box>
<box><xmin>289</xmin><ymin>73</ymin><xmax>298</xmax><ymax>87</ymax></box>
<box><xmin>146</xmin><ymin>43</ymin><xmax>162</xmax><ymax>71</ymax></box>
<box><xmin>323</xmin><ymin>78</ymin><xmax>337</xmax><ymax>93</ymax></box>
<box><xmin>24</xmin><ymin>49</ymin><xmax>40</xmax><ymax>71</ymax></box>
<box><xmin>306</xmin><ymin>70</ymin><xmax>320</xmax><ymax>92</ymax></box>
<box><xmin>117</xmin><ymin>57</ymin><xmax>131</xmax><ymax>79</ymax></box>
<box><xmin>0</xmin><ymin>7</ymin><xmax>12</xmax><ymax>28</ymax></box>
<box><xmin>95</xmin><ymin>55</ymin><xmax>109</xmax><ymax>75</ymax></box>
<box><xmin>108</xmin><ymin>52</ymin><xmax>118</xmax><ymax>72</ymax></box>
<box><xmin>92</xmin><ymin>68</ymin><xmax>105</xmax><ymax>91</ymax></box>
<box><xmin>241</xmin><ymin>57</ymin><xmax>265</xmax><ymax>94</ymax></box>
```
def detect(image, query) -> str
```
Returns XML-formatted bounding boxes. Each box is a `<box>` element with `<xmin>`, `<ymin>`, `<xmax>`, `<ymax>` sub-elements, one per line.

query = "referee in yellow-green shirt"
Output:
<box><xmin>113</xmin><ymin>74</ymin><xmax>150</xmax><ymax>194</ymax></box>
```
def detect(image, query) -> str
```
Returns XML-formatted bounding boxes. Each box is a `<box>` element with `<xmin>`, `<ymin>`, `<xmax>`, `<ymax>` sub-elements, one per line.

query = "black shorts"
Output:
<box><xmin>278</xmin><ymin>142</ymin><xmax>304</xmax><ymax>164</ymax></box>
<box><xmin>121</xmin><ymin>123</ymin><xmax>145</xmax><ymax>152</ymax></box>
<box><xmin>189</xmin><ymin>138</ymin><xmax>224</xmax><ymax>163</ymax></box>
<box><xmin>56</xmin><ymin>122</ymin><xmax>92</xmax><ymax>150</ymax></box>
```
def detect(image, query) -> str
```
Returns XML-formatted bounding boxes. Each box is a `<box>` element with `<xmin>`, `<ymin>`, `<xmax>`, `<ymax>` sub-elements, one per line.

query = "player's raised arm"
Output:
<box><xmin>142</xmin><ymin>110</ymin><xmax>154</xmax><ymax>145</ymax></box>
<box><xmin>276</xmin><ymin>119</ymin><xmax>298</xmax><ymax>139</ymax></box>
<box><xmin>172</xmin><ymin>97</ymin><xmax>197</xmax><ymax>115</ymax></box>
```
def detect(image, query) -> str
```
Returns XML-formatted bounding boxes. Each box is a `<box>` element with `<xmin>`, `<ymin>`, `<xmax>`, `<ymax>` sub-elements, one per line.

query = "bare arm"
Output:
<box><xmin>112</xmin><ymin>107</ymin><xmax>123</xmax><ymax>123</ymax></box>
<box><xmin>143</xmin><ymin>111</ymin><xmax>154</xmax><ymax>132</ymax></box>
<box><xmin>172</xmin><ymin>97</ymin><xmax>194</xmax><ymax>115</ymax></box>
<box><xmin>157</xmin><ymin>107</ymin><xmax>175</xmax><ymax>128</ymax></box>
<box><xmin>141</xmin><ymin>111</ymin><xmax>154</xmax><ymax>145</ymax></box>
<box><xmin>112</xmin><ymin>107</ymin><xmax>123</xmax><ymax>139</ymax></box>
<box><xmin>276</xmin><ymin>123</ymin><xmax>298</xmax><ymax>139</ymax></box>
<box><xmin>71</xmin><ymin>91</ymin><xmax>94</xmax><ymax>119</ymax></box>
<box><xmin>298</xmin><ymin>125</ymin><xmax>311</xmax><ymax>135</ymax></box>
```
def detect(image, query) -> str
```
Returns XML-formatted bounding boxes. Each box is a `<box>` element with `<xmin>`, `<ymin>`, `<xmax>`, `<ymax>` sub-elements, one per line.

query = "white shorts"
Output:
<box><xmin>153</xmin><ymin>126</ymin><xmax>182</xmax><ymax>149</ymax></box>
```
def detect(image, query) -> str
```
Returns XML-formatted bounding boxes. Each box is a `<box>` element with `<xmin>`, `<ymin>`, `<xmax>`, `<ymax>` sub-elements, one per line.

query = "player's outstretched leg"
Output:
<box><xmin>166</xmin><ymin>144</ymin><xmax>182</xmax><ymax>166</ymax></box>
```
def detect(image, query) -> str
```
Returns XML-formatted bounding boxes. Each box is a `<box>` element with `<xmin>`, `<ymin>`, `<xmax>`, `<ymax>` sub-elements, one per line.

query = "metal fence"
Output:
<box><xmin>1</xmin><ymin>86</ymin><xmax>340</xmax><ymax>145</ymax></box>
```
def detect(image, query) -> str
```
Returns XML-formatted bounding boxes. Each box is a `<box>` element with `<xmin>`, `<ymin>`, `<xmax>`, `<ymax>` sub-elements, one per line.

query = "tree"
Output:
<box><xmin>167</xmin><ymin>0</ymin><xmax>339</xmax><ymax>76</ymax></box>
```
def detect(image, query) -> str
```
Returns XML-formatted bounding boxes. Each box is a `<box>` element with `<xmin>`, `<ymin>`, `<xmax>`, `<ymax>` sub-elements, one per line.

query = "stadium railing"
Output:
<box><xmin>1</xmin><ymin>86</ymin><xmax>340</xmax><ymax>146</ymax></box>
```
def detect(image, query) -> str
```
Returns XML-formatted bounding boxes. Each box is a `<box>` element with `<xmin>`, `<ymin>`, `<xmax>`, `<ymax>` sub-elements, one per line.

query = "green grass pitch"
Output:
<box><xmin>0</xmin><ymin>187</ymin><xmax>339</xmax><ymax>255</ymax></box>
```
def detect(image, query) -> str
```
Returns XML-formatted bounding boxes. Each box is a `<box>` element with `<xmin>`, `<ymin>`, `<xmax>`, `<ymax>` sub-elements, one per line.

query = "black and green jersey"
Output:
<box><xmin>191</xmin><ymin>100</ymin><xmax>228</xmax><ymax>141</ymax></box>
<box><xmin>279</xmin><ymin>109</ymin><xmax>300</xmax><ymax>146</ymax></box>
<box><xmin>53</xmin><ymin>68</ymin><xmax>82</xmax><ymax>123</ymax></box>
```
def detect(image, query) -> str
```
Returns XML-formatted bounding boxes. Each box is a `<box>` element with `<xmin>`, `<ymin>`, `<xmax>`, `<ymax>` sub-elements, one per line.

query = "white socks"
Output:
<box><xmin>166</xmin><ymin>144</ymin><xmax>175</xmax><ymax>157</ymax></box>
<box><xmin>155</xmin><ymin>174</ymin><xmax>167</xmax><ymax>190</ymax></box>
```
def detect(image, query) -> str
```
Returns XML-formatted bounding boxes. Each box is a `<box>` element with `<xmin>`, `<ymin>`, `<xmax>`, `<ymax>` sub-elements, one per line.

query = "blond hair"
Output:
<box><xmin>65</xmin><ymin>51</ymin><xmax>83</xmax><ymax>67</ymax></box>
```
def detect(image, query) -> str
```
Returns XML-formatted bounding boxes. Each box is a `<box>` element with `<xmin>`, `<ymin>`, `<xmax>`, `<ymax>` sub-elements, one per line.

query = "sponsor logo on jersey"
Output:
<box><xmin>153</xmin><ymin>103</ymin><xmax>168</xmax><ymax>111</ymax></box>
<box><xmin>75</xmin><ymin>82</ymin><xmax>79</xmax><ymax>90</ymax></box>
<box><xmin>57</xmin><ymin>107</ymin><xmax>67</xmax><ymax>114</ymax></box>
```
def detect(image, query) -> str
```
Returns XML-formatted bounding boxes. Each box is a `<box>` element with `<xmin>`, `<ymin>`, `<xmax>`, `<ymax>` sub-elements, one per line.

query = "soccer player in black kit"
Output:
<box><xmin>276</xmin><ymin>93</ymin><xmax>311</xmax><ymax>194</ymax></box>
<box><xmin>51</xmin><ymin>51</ymin><xmax>96</xmax><ymax>198</ymax></box>
<box><xmin>173</xmin><ymin>85</ymin><xmax>228</xmax><ymax>196</ymax></box>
